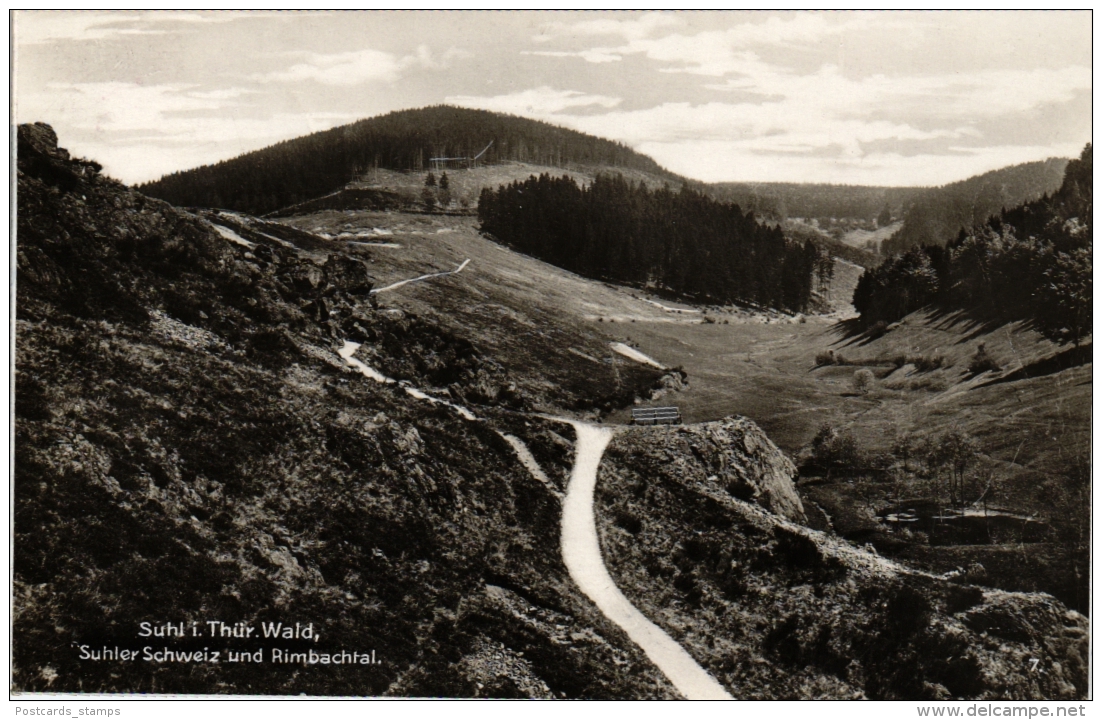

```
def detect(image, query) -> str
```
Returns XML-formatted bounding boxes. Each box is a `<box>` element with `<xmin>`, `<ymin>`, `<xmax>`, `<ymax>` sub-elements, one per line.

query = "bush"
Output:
<box><xmin>853</xmin><ymin>368</ymin><xmax>874</xmax><ymax>394</ymax></box>
<box><xmin>867</xmin><ymin>320</ymin><xmax>890</xmax><ymax>340</ymax></box>
<box><xmin>910</xmin><ymin>354</ymin><xmax>946</xmax><ymax>372</ymax></box>
<box><xmin>968</xmin><ymin>343</ymin><xmax>1000</xmax><ymax>375</ymax></box>
<box><xmin>811</xmin><ymin>423</ymin><xmax>864</xmax><ymax>470</ymax></box>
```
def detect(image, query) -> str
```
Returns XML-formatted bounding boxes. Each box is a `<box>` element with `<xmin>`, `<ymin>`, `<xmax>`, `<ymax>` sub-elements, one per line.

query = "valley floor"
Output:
<box><xmin>283</xmin><ymin>208</ymin><xmax>1090</xmax><ymax>615</ymax></box>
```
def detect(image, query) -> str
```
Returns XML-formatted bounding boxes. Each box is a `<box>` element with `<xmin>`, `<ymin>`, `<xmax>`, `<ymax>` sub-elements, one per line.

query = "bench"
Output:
<box><xmin>631</xmin><ymin>406</ymin><xmax>682</xmax><ymax>426</ymax></box>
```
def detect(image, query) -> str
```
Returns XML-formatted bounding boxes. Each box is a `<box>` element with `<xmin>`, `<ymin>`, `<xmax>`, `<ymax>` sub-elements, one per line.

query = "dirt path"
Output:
<box><xmin>610</xmin><ymin>342</ymin><xmax>665</xmax><ymax>369</ymax></box>
<box><xmin>337</xmin><ymin>340</ymin><xmax>477</xmax><ymax>420</ymax></box>
<box><xmin>560</xmin><ymin>421</ymin><xmax>732</xmax><ymax>700</ymax></box>
<box><xmin>499</xmin><ymin>433</ymin><xmax>563</xmax><ymax>500</ymax></box>
<box><xmin>371</xmin><ymin>258</ymin><xmax>470</xmax><ymax>294</ymax></box>
<box><xmin>210</xmin><ymin>223</ymin><xmax>256</xmax><ymax>249</ymax></box>
<box><xmin>339</xmin><ymin>335</ymin><xmax>726</xmax><ymax>696</ymax></box>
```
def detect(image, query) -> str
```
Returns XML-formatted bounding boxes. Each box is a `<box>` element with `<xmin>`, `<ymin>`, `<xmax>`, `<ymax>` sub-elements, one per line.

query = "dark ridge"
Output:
<box><xmin>882</xmin><ymin>157</ymin><xmax>1069</xmax><ymax>255</ymax></box>
<box><xmin>138</xmin><ymin>105</ymin><xmax>684</xmax><ymax>216</ymax></box>
<box><xmin>854</xmin><ymin>144</ymin><xmax>1091</xmax><ymax>345</ymax></box>
<box><xmin>704</xmin><ymin>181</ymin><xmax>927</xmax><ymax>223</ymax></box>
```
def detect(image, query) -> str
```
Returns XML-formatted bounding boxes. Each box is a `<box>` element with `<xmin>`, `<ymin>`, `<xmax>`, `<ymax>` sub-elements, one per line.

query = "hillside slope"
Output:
<box><xmin>883</xmin><ymin>158</ymin><xmax>1069</xmax><ymax>255</ymax></box>
<box><xmin>597</xmin><ymin>423</ymin><xmax>1088</xmax><ymax>700</ymax></box>
<box><xmin>704</xmin><ymin>181</ymin><xmax>925</xmax><ymax>223</ymax></box>
<box><xmin>15</xmin><ymin>125</ymin><xmax>1088</xmax><ymax>699</ymax></box>
<box><xmin>13</xmin><ymin>123</ymin><xmax>677</xmax><ymax>697</ymax></box>
<box><xmin>138</xmin><ymin>106</ymin><xmax>683</xmax><ymax>217</ymax></box>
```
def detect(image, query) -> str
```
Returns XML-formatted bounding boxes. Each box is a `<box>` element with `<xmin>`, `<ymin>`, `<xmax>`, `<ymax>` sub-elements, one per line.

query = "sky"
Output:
<box><xmin>12</xmin><ymin>10</ymin><xmax>1093</xmax><ymax>187</ymax></box>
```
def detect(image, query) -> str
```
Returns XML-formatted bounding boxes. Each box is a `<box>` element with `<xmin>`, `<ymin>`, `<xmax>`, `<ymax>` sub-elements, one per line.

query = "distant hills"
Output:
<box><xmin>855</xmin><ymin>144</ymin><xmax>1091</xmax><ymax>345</ymax></box>
<box><xmin>139</xmin><ymin>106</ymin><xmax>683</xmax><ymax>216</ymax></box>
<box><xmin>882</xmin><ymin>157</ymin><xmax>1069</xmax><ymax>255</ymax></box>
<box><xmin>705</xmin><ymin>181</ymin><xmax>925</xmax><ymax>224</ymax></box>
<box><xmin>138</xmin><ymin>104</ymin><xmax>1075</xmax><ymax>268</ymax></box>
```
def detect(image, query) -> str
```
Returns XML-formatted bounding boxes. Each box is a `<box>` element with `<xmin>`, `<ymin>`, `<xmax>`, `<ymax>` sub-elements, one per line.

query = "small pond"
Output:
<box><xmin>878</xmin><ymin>501</ymin><xmax>1048</xmax><ymax>545</ymax></box>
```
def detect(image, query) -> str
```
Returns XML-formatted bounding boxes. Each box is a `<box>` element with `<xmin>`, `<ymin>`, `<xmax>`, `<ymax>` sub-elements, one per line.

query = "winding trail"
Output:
<box><xmin>371</xmin><ymin>259</ymin><xmax>470</xmax><ymax>295</ymax></box>
<box><xmin>560</xmin><ymin>421</ymin><xmax>732</xmax><ymax>700</ymax></box>
<box><xmin>337</xmin><ymin>337</ymin><xmax>728</xmax><ymax>697</ymax></box>
<box><xmin>337</xmin><ymin>340</ymin><xmax>476</xmax><ymax>421</ymax></box>
<box><xmin>210</xmin><ymin>223</ymin><xmax>256</xmax><ymax>249</ymax></box>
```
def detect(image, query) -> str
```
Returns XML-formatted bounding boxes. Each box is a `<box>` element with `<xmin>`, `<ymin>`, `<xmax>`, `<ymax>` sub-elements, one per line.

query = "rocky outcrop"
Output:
<box><xmin>597</xmin><ymin>421</ymin><xmax>1088</xmax><ymax>700</ymax></box>
<box><xmin>612</xmin><ymin>417</ymin><xmax>805</xmax><ymax>523</ymax></box>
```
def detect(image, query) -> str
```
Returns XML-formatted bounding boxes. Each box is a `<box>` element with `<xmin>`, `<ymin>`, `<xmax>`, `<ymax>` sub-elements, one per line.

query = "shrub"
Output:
<box><xmin>853</xmin><ymin>368</ymin><xmax>875</xmax><ymax>394</ymax></box>
<box><xmin>884</xmin><ymin>583</ymin><xmax>932</xmax><ymax>633</ymax></box>
<box><xmin>614</xmin><ymin>511</ymin><xmax>642</xmax><ymax>534</ymax></box>
<box><xmin>866</xmin><ymin>320</ymin><xmax>890</xmax><ymax>340</ymax></box>
<box><xmin>908</xmin><ymin>376</ymin><xmax>948</xmax><ymax>392</ymax></box>
<box><xmin>811</xmin><ymin>423</ymin><xmax>864</xmax><ymax>470</ymax></box>
<box><xmin>910</xmin><ymin>354</ymin><xmax>946</xmax><ymax>372</ymax></box>
<box><xmin>968</xmin><ymin>343</ymin><xmax>1000</xmax><ymax>375</ymax></box>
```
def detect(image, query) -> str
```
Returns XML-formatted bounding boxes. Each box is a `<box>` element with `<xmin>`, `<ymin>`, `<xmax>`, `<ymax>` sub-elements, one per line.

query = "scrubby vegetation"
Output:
<box><xmin>478</xmin><ymin>173</ymin><xmax>828</xmax><ymax>312</ymax></box>
<box><xmin>14</xmin><ymin>123</ymin><xmax>678</xmax><ymax>697</ymax></box>
<box><xmin>596</xmin><ymin>424</ymin><xmax>1088</xmax><ymax>700</ymax></box>
<box><xmin>854</xmin><ymin>145</ymin><xmax>1092</xmax><ymax>347</ymax></box>
<box><xmin>799</xmin><ymin>418</ymin><xmax>1089</xmax><ymax>615</ymax></box>
<box><xmin>814</xmin><ymin>350</ymin><xmax>945</xmax><ymax>373</ymax></box>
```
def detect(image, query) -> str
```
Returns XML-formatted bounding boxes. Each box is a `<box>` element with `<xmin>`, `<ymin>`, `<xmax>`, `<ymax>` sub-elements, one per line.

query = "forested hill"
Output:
<box><xmin>704</xmin><ymin>182</ymin><xmax>926</xmax><ymax>223</ymax></box>
<box><xmin>479</xmin><ymin>174</ymin><xmax>828</xmax><ymax>313</ymax></box>
<box><xmin>855</xmin><ymin>144</ymin><xmax>1091</xmax><ymax>346</ymax></box>
<box><xmin>138</xmin><ymin>106</ymin><xmax>681</xmax><ymax>216</ymax></box>
<box><xmin>881</xmin><ymin>157</ymin><xmax>1069</xmax><ymax>255</ymax></box>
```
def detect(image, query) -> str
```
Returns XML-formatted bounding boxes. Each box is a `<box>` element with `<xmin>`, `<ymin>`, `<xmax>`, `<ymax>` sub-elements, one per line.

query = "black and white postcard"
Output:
<box><xmin>11</xmin><ymin>10</ymin><xmax>1092</xmax><ymax>702</ymax></box>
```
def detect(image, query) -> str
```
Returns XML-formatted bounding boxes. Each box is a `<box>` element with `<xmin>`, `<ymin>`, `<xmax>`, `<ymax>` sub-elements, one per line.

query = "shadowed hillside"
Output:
<box><xmin>882</xmin><ymin>158</ymin><xmax>1069</xmax><ymax>255</ymax></box>
<box><xmin>14</xmin><ymin>123</ymin><xmax>678</xmax><ymax>697</ymax></box>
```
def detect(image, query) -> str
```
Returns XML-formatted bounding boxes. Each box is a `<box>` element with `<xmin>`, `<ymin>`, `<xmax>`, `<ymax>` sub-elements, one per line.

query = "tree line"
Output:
<box><xmin>881</xmin><ymin>157</ymin><xmax>1068</xmax><ymax>256</ymax></box>
<box><xmin>854</xmin><ymin>144</ymin><xmax>1091</xmax><ymax>347</ymax></box>
<box><xmin>478</xmin><ymin>173</ymin><xmax>828</xmax><ymax>312</ymax></box>
<box><xmin>705</xmin><ymin>181</ymin><xmax>925</xmax><ymax>223</ymax></box>
<box><xmin>139</xmin><ymin>105</ymin><xmax>680</xmax><ymax>216</ymax></box>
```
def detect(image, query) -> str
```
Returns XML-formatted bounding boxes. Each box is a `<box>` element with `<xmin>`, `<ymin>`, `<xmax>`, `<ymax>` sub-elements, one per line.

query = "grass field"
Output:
<box><xmin>346</xmin><ymin>162</ymin><xmax>683</xmax><ymax>210</ymax></box>
<box><xmin>841</xmin><ymin>220</ymin><xmax>903</xmax><ymax>251</ymax></box>
<box><xmin>279</xmin><ymin>210</ymin><xmax>1089</xmax><ymax>474</ymax></box>
<box><xmin>277</xmin><ymin>208</ymin><xmax>1090</xmax><ymax>611</ymax></box>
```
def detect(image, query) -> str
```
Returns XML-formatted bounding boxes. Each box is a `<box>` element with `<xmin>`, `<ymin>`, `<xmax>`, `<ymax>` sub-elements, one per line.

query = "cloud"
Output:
<box><xmin>14</xmin><ymin>10</ymin><xmax>236</xmax><ymax>46</ymax></box>
<box><xmin>14</xmin><ymin>81</ymin><xmax>357</xmax><ymax>182</ymax></box>
<box><xmin>702</xmin><ymin>63</ymin><xmax>1092</xmax><ymax>122</ymax></box>
<box><xmin>532</xmin><ymin>12</ymin><xmax>683</xmax><ymax>44</ymax></box>
<box><xmin>524</xmin><ymin>49</ymin><xmax>624</xmax><ymax>64</ymax></box>
<box><xmin>447</xmin><ymin>86</ymin><xmax>621</xmax><ymax>116</ymax></box>
<box><xmin>635</xmin><ymin>138</ymin><xmax>1087</xmax><ymax>186</ymax></box>
<box><xmin>560</xmin><ymin>101</ymin><xmax>958</xmax><ymax>160</ymax></box>
<box><xmin>254</xmin><ymin>44</ymin><xmax>456</xmax><ymax>86</ymax></box>
<box><xmin>533</xmin><ymin>13</ymin><xmax>872</xmax><ymax>76</ymax></box>
<box><xmin>254</xmin><ymin>49</ymin><xmax>405</xmax><ymax>85</ymax></box>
